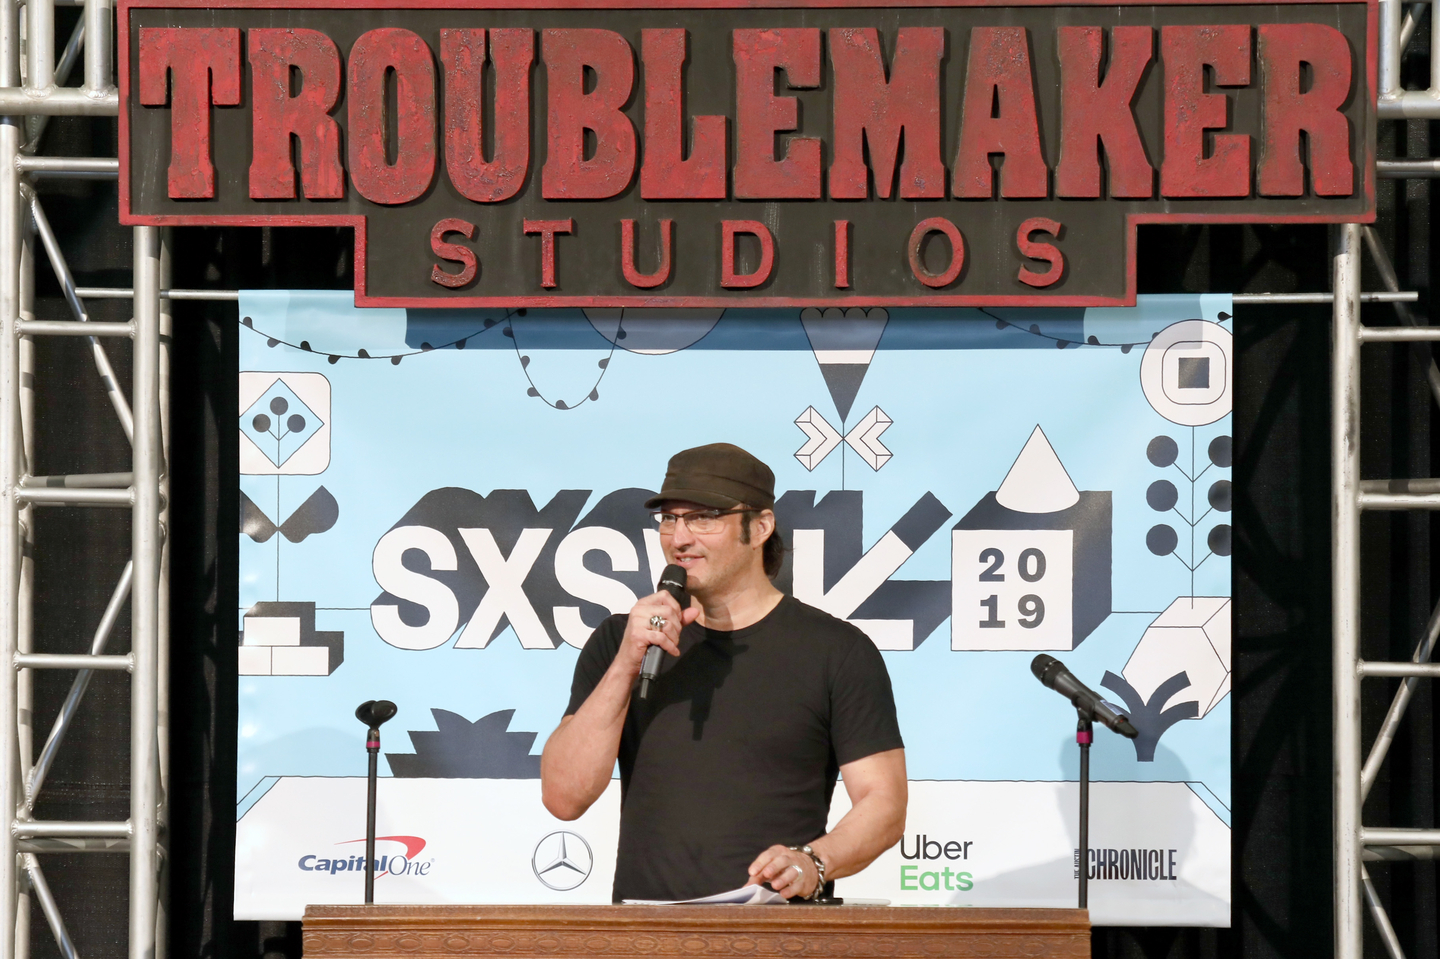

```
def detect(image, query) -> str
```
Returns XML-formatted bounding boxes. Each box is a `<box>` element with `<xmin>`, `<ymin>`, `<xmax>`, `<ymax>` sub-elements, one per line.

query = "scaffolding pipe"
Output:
<box><xmin>1363</xmin><ymin>865</ymin><xmax>1409</xmax><ymax>959</ymax></box>
<box><xmin>21</xmin><ymin>859</ymin><xmax>73</xmax><ymax>959</ymax></box>
<box><xmin>1358</xmin><ymin>491</ymin><xmax>1440</xmax><ymax>509</ymax></box>
<box><xmin>13</xmin><ymin>822</ymin><xmax>128</xmax><ymax>839</ymax></box>
<box><xmin>0</xmin><ymin>3</ymin><xmax>25</xmax><ymax>957</ymax></box>
<box><xmin>14</xmin><ymin>653</ymin><xmax>130</xmax><ymax>671</ymax></box>
<box><xmin>1400</xmin><ymin>3</ymin><xmax>1427</xmax><ymax>50</ymax></box>
<box><xmin>14</xmin><ymin>488</ymin><xmax>131</xmax><ymax>506</ymax></box>
<box><xmin>1381</xmin><ymin>0</ymin><xmax>1403</xmax><ymax>98</ymax></box>
<box><xmin>155</xmin><ymin>230</ymin><xmax>170</xmax><ymax>959</ymax></box>
<box><xmin>15</xmin><ymin>157</ymin><xmax>116</xmax><ymax>174</ymax></box>
<box><xmin>1359</xmin><ymin>479</ymin><xmax>1440</xmax><ymax>493</ymax></box>
<box><xmin>1360</xmin><ymin>661</ymin><xmax>1440</xmax><ymax>677</ymax></box>
<box><xmin>26</xmin><ymin>0</ymin><xmax>53</xmax><ymax>93</ymax></box>
<box><xmin>26</xmin><ymin>194</ymin><xmax>133</xmax><ymax>441</ymax></box>
<box><xmin>0</xmin><ymin>90</ymin><xmax>118</xmax><ymax>116</ymax></box>
<box><xmin>1358</xmin><ymin>224</ymin><xmax>1440</xmax><ymax>407</ymax></box>
<box><xmin>82</xmin><ymin>0</ymin><xmax>112</xmax><ymax>97</ymax></box>
<box><xmin>22</xmin><ymin>472</ymin><xmax>132</xmax><ymax>488</ymax></box>
<box><xmin>1333</xmin><ymin>222</ymin><xmax>1364</xmax><ymax>959</ymax></box>
<box><xmin>130</xmin><ymin>224</ymin><xmax>162</xmax><ymax>959</ymax></box>
<box><xmin>14</xmin><ymin>184</ymin><xmax>30</xmax><ymax>902</ymax></box>
<box><xmin>17</xmin><ymin>321</ymin><xmax>132</xmax><ymax>337</ymax></box>
<box><xmin>1363</xmin><ymin>827</ymin><xmax>1440</xmax><ymax>845</ymax></box>
<box><xmin>25</xmin><ymin>18</ymin><xmax>84</xmax><ymax>153</ymax></box>
<box><xmin>1361</xmin><ymin>595</ymin><xmax>1440</xmax><ymax>798</ymax></box>
<box><xmin>1231</xmin><ymin>292</ymin><xmax>1418</xmax><ymax>304</ymax></box>
<box><xmin>27</xmin><ymin>561</ymin><xmax>134</xmax><ymax>805</ymax></box>
<box><xmin>7</xmin><ymin>10</ymin><xmax>26</xmax><ymax>959</ymax></box>
<box><xmin>17</xmin><ymin>839</ymin><xmax>127</xmax><ymax>854</ymax></box>
<box><xmin>74</xmin><ymin>287</ymin><xmax>240</xmax><ymax>301</ymax></box>
<box><xmin>1361</xmin><ymin>327</ymin><xmax>1440</xmax><ymax>342</ymax></box>
<box><xmin>22</xmin><ymin>196</ymin><xmax>83</xmax><ymax>320</ymax></box>
<box><xmin>1378</xmin><ymin>159</ymin><xmax>1440</xmax><ymax>177</ymax></box>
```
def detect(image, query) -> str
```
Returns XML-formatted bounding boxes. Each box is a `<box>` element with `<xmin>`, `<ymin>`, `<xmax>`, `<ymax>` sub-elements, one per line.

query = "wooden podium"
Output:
<box><xmin>303</xmin><ymin>904</ymin><xmax>1090</xmax><ymax>959</ymax></box>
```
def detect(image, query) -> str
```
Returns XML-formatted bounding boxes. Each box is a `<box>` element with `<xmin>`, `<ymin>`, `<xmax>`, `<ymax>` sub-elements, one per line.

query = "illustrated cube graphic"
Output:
<box><xmin>1121</xmin><ymin>597</ymin><xmax>1231</xmax><ymax>718</ymax></box>
<box><xmin>952</xmin><ymin>426</ymin><xmax>1113</xmax><ymax>651</ymax></box>
<box><xmin>952</xmin><ymin>492</ymin><xmax>1111</xmax><ymax>650</ymax></box>
<box><xmin>240</xmin><ymin>601</ymin><xmax>344</xmax><ymax>676</ymax></box>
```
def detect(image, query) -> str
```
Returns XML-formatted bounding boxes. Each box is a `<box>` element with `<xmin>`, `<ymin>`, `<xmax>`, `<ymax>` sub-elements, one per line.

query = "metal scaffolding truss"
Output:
<box><xmin>0</xmin><ymin>1</ymin><xmax>169</xmax><ymax>959</ymax></box>
<box><xmin>1336</xmin><ymin>3</ymin><xmax>1440</xmax><ymax>958</ymax></box>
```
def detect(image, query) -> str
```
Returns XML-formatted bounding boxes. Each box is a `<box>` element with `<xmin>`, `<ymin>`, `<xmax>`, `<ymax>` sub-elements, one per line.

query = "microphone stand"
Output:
<box><xmin>1076</xmin><ymin>709</ymin><xmax>1093</xmax><ymax>910</ymax></box>
<box><xmin>365</xmin><ymin>723</ymin><xmax>380</xmax><ymax>904</ymax></box>
<box><xmin>354</xmin><ymin>699</ymin><xmax>396</xmax><ymax>905</ymax></box>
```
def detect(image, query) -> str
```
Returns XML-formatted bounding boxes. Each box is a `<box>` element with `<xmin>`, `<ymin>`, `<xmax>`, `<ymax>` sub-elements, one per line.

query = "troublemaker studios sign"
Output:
<box><xmin>120</xmin><ymin>0</ymin><xmax>1375</xmax><ymax>307</ymax></box>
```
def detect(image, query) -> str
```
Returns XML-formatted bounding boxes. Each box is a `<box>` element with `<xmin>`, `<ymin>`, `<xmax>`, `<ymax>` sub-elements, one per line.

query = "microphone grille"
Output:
<box><xmin>659</xmin><ymin>563</ymin><xmax>687</xmax><ymax>590</ymax></box>
<box><xmin>1030</xmin><ymin>654</ymin><xmax>1057</xmax><ymax>682</ymax></box>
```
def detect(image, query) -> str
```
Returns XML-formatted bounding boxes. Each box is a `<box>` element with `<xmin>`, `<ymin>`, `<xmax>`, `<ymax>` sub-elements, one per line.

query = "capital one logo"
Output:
<box><xmin>532</xmin><ymin>831</ymin><xmax>592</xmax><ymax>891</ymax></box>
<box><xmin>296</xmin><ymin>834</ymin><xmax>433</xmax><ymax>878</ymax></box>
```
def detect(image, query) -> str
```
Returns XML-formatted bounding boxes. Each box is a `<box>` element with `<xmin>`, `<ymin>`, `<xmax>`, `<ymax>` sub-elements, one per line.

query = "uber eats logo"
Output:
<box><xmin>899</xmin><ymin>834</ymin><xmax>974</xmax><ymax>892</ymax></box>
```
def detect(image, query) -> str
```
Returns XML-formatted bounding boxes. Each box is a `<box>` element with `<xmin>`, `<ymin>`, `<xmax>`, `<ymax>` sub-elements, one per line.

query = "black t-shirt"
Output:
<box><xmin>564</xmin><ymin>595</ymin><xmax>905</xmax><ymax>902</ymax></box>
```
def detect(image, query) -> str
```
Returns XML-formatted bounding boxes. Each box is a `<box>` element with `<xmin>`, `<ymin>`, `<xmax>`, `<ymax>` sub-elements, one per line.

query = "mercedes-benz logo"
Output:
<box><xmin>531</xmin><ymin>830</ymin><xmax>593</xmax><ymax>891</ymax></box>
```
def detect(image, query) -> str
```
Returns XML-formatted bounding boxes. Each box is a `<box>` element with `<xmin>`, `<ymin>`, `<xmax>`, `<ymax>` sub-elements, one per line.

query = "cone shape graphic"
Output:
<box><xmin>995</xmin><ymin>425</ymin><xmax>1081</xmax><ymax>513</ymax></box>
<box><xmin>800</xmin><ymin>308</ymin><xmax>888</xmax><ymax>422</ymax></box>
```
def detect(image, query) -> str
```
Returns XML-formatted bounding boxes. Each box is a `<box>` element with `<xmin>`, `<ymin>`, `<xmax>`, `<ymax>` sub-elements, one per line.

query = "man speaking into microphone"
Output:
<box><xmin>540</xmin><ymin>443</ymin><xmax>907</xmax><ymax>903</ymax></box>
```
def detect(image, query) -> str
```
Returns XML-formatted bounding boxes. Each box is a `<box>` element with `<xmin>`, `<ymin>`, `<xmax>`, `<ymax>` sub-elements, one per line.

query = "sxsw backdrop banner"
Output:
<box><xmin>235</xmin><ymin>295</ymin><xmax>1232</xmax><ymax>925</ymax></box>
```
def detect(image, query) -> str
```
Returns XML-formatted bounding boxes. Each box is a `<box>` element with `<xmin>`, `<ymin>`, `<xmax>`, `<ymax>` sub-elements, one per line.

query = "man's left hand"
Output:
<box><xmin>746</xmin><ymin>845</ymin><xmax>818</xmax><ymax>900</ymax></box>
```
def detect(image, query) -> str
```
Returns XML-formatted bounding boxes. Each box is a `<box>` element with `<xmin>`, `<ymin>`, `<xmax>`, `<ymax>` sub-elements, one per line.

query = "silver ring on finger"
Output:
<box><xmin>649</xmin><ymin>614</ymin><xmax>667</xmax><ymax>630</ymax></box>
<box><xmin>791</xmin><ymin>864</ymin><xmax>803</xmax><ymax>876</ymax></box>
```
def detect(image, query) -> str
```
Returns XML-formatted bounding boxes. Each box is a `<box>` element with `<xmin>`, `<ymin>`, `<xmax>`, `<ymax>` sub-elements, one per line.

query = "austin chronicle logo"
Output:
<box><xmin>532</xmin><ymin>831</ymin><xmax>593</xmax><ymax>890</ymax></box>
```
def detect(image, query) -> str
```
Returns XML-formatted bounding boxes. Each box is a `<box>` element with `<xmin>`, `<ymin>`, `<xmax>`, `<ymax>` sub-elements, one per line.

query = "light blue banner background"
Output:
<box><xmin>237</xmin><ymin>295</ymin><xmax>1232</xmax><ymax>832</ymax></box>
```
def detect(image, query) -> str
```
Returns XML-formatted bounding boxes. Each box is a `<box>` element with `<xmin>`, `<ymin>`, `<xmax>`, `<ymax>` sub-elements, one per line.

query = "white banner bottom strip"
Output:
<box><xmin>235</xmin><ymin>777</ymin><xmax>1228</xmax><ymax>926</ymax></box>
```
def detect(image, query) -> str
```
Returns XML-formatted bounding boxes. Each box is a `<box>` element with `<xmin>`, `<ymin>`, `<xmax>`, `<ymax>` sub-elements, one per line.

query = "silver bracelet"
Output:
<box><xmin>788</xmin><ymin>844</ymin><xmax>826</xmax><ymax>899</ymax></box>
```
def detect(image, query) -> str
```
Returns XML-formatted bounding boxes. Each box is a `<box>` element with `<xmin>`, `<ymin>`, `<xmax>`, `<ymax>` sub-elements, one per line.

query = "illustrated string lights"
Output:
<box><xmin>985</xmin><ymin>308</ymin><xmax>1233</xmax><ymax>350</ymax></box>
<box><xmin>239</xmin><ymin>307</ymin><xmax>621</xmax><ymax>411</ymax></box>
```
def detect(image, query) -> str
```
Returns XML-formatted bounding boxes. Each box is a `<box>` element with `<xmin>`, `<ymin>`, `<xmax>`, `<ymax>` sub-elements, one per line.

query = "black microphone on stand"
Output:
<box><xmin>1031</xmin><ymin>654</ymin><xmax>1138</xmax><ymax>738</ymax></box>
<box><xmin>639</xmin><ymin>564</ymin><xmax>688</xmax><ymax>700</ymax></box>
<box><xmin>355</xmin><ymin>699</ymin><xmax>397</xmax><ymax>905</ymax></box>
<box><xmin>1029</xmin><ymin>655</ymin><xmax>1134</xmax><ymax>912</ymax></box>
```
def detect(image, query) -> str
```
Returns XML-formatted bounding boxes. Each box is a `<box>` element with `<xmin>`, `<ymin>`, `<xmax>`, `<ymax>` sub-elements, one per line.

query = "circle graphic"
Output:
<box><xmin>1208</xmin><ymin>434</ymin><xmax>1233</xmax><ymax>468</ymax></box>
<box><xmin>1140</xmin><ymin>320</ymin><xmax>1233</xmax><ymax>426</ymax></box>
<box><xmin>1208</xmin><ymin>480</ymin><xmax>1233</xmax><ymax>512</ymax></box>
<box><xmin>1147</xmin><ymin>435</ymin><xmax>1178</xmax><ymax>468</ymax></box>
<box><xmin>1208</xmin><ymin>524</ymin><xmax>1233</xmax><ymax>557</ymax></box>
<box><xmin>1146</xmin><ymin>480</ymin><xmax>1179</xmax><ymax>512</ymax></box>
<box><xmin>532</xmin><ymin>830</ymin><xmax>593</xmax><ymax>891</ymax></box>
<box><xmin>583</xmin><ymin>309</ymin><xmax>724</xmax><ymax>355</ymax></box>
<box><xmin>1147</xmin><ymin>524</ymin><xmax>1178</xmax><ymax>556</ymax></box>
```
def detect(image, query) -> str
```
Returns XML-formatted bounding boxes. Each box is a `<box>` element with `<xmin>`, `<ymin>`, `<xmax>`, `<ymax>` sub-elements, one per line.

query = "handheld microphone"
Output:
<box><xmin>1031</xmin><ymin>654</ymin><xmax>1139</xmax><ymax>738</ymax></box>
<box><xmin>639</xmin><ymin>564</ymin><xmax>688</xmax><ymax>701</ymax></box>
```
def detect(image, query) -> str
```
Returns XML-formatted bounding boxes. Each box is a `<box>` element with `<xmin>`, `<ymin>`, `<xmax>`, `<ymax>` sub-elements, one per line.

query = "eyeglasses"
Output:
<box><xmin>650</xmin><ymin>508</ymin><xmax>754</xmax><ymax>534</ymax></box>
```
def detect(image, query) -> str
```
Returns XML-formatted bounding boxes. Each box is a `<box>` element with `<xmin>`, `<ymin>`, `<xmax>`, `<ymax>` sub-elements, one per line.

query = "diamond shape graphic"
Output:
<box><xmin>241</xmin><ymin>379</ymin><xmax>324</xmax><ymax>468</ymax></box>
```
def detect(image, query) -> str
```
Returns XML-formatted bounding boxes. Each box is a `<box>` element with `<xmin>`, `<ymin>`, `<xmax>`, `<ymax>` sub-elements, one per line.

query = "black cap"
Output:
<box><xmin>644</xmin><ymin>443</ymin><xmax>776</xmax><ymax>511</ymax></box>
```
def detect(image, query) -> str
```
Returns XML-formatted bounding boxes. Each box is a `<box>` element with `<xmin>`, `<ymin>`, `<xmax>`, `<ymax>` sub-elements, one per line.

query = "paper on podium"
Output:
<box><xmin>623</xmin><ymin>885</ymin><xmax>788</xmax><ymax>905</ymax></box>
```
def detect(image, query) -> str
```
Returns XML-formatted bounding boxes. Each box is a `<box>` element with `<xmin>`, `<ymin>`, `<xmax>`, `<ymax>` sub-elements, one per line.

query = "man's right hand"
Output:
<box><xmin>612</xmin><ymin>590</ymin><xmax>700</xmax><ymax>677</ymax></box>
